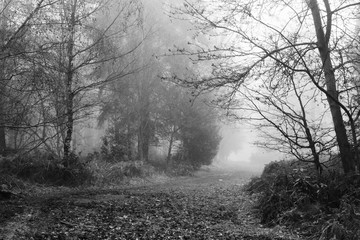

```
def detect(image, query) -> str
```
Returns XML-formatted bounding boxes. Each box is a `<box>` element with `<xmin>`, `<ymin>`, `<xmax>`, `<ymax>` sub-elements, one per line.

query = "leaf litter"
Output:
<box><xmin>0</xmin><ymin>171</ymin><xmax>302</xmax><ymax>239</ymax></box>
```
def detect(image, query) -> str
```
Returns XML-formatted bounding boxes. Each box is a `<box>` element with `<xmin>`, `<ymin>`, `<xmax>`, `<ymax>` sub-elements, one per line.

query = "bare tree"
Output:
<box><xmin>233</xmin><ymin>71</ymin><xmax>336</xmax><ymax>174</ymax></box>
<box><xmin>171</xmin><ymin>0</ymin><xmax>360</xmax><ymax>174</ymax></box>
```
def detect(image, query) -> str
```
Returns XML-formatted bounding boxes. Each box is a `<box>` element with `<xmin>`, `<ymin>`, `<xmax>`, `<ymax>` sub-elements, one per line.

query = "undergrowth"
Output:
<box><xmin>0</xmin><ymin>152</ymin><xmax>92</xmax><ymax>187</ymax></box>
<box><xmin>246</xmin><ymin>160</ymin><xmax>360</xmax><ymax>239</ymax></box>
<box><xmin>0</xmin><ymin>149</ymin><xmax>198</xmax><ymax>194</ymax></box>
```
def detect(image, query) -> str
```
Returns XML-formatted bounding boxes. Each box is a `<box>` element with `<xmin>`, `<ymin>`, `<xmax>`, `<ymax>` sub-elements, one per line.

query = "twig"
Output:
<box><xmin>59</xmin><ymin>220</ymin><xmax>77</xmax><ymax>228</ymax></box>
<box><xmin>60</xmin><ymin>220</ymin><xmax>95</xmax><ymax>229</ymax></box>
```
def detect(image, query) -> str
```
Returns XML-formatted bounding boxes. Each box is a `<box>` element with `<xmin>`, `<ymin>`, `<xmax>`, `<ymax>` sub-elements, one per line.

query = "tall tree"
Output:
<box><xmin>306</xmin><ymin>0</ymin><xmax>355</xmax><ymax>172</ymax></box>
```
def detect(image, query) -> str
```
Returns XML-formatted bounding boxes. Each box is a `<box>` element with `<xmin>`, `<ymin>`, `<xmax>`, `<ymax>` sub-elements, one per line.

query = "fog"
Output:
<box><xmin>75</xmin><ymin>0</ymin><xmax>287</xmax><ymax>174</ymax></box>
<box><xmin>213</xmin><ymin>124</ymin><xmax>284</xmax><ymax>174</ymax></box>
<box><xmin>0</xmin><ymin>0</ymin><xmax>328</xmax><ymax>176</ymax></box>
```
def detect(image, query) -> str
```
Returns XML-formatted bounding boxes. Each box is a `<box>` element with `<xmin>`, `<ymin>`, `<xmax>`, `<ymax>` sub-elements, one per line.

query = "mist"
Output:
<box><xmin>214</xmin><ymin>124</ymin><xmax>284</xmax><ymax>174</ymax></box>
<box><xmin>0</xmin><ymin>0</ymin><xmax>342</xmax><ymax>178</ymax></box>
<box><xmin>1</xmin><ymin>1</ymin><xmax>359</xmax><ymax>238</ymax></box>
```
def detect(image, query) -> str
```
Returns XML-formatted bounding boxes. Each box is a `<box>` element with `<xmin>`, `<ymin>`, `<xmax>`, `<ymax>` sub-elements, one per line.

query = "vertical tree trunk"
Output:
<box><xmin>0</xmin><ymin>49</ymin><xmax>6</xmax><ymax>156</ymax></box>
<box><xmin>0</xmin><ymin>2</ymin><xmax>8</xmax><ymax>156</ymax></box>
<box><xmin>63</xmin><ymin>0</ymin><xmax>77</xmax><ymax>166</ymax></box>
<box><xmin>114</xmin><ymin>119</ymin><xmax>121</xmax><ymax>144</ymax></box>
<box><xmin>136</xmin><ymin>5</ymin><xmax>152</xmax><ymax>163</ymax></box>
<box><xmin>138</xmin><ymin>108</ymin><xmax>150</xmax><ymax>162</ymax></box>
<box><xmin>0</xmin><ymin>93</ymin><xmax>6</xmax><ymax>156</ymax></box>
<box><xmin>63</xmin><ymin>84</ymin><xmax>74</xmax><ymax>166</ymax></box>
<box><xmin>307</xmin><ymin>0</ymin><xmax>355</xmax><ymax>173</ymax></box>
<box><xmin>306</xmin><ymin>127</ymin><xmax>322</xmax><ymax>174</ymax></box>
<box><xmin>126</xmin><ymin>123</ymin><xmax>132</xmax><ymax>160</ymax></box>
<box><xmin>166</xmin><ymin>126</ymin><xmax>176</xmax><ymax>167</ymax></box>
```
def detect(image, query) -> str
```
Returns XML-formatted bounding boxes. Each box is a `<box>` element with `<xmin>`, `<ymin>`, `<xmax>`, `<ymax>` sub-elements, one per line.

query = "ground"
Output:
<box><xmin>0</xmin><ymin>168</ymin><xmax>303</xmax><ymax>240</ymax></box>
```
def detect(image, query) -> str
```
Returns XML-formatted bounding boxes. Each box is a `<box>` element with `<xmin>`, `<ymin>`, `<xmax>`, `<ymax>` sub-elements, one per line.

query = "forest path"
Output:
<box><xmin>0</xmin><ymin>169</ymin><xmax>301</xmax><ymax>240</ymax></box>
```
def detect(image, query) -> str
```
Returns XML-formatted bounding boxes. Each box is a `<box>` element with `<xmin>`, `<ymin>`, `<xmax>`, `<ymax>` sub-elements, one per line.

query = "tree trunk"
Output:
<box><xmin>63</xmin><ymin>0</ymin><xmax>77</xmax><ymax>167</ymax></box>
<box><xmin>0</xmin><ymin>2</ymin><xmax>7</xmax><ymax>156</ymax></box>
<box><xmin>138</xmin><ymin>109</ymin><xmax>150</xmax><ymax>162</ymax></box>
<box><xmin>304</xmin><ymin>124</ymin><xmax>322</xmax><ymax>174</ymax></box>
<box><xmin>114</xmin><ymin>119</ymin><xmax>121</xmax><ymax>144</ymax></box>
<box><xmin>166</xmin><ymin>126</ymin><xmax>176</xmax><ymax>167</ymax></box>
<box><xmin>126</xmin><ymin>123</ymin><xmax>132</xmax><ymax>160</ymax></box>
<box><xmin>307</xmin><ymin>0</ymin><xmax>355</xmax><ymax>173</ymax></box>
<box><xmin>63</xmin><ymin>87</ymin><xmax>74</xmax><ymax>166</ymax></box>
<box><xmin>0</xmin><ymin>93</ymin><xmax>6</xmax><ymax>156</ymax></box>
<box><xmin>0</xmin><ymin>61</ymin><xmax>5</xmax><ymax>156</ymax></box>
<box><xmin>137</xmin><ymin>66</ymin><xmax>151</xmax><ymax>162</ymax></box>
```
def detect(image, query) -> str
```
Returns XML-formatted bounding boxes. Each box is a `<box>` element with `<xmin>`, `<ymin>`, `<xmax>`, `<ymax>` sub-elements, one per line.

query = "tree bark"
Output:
<box><xmin>0</xmin><ymin>54</ymin><xmax>5</xmax><ymax>156</ymax></box>
<box><xmin>138</xmin><ymin>108</ymin><xmax>150</xmax><ymax>162</ymax></box>
<box><xmin>126</xmin><ymin>123</ymin><xmax>132</xmax><ymax>160</ymax></box>
<box><xmin>166</xmin><ymin>125</ymin><xmax>176</xmax><ymax>167</ymax></box>
<box><xmin>0</xmin><ymin>92</ymin><xmax>6</xmax><ymax>156</ymax></box>
<box><xmin>114</xmin><ymin>118</ymin><xmax>121</xmax><ymax>144</ymax></box>
<box><xmin>63</xmin><ymin>0</ymin><xmax>77</xmax><ymax>166</ymax></box>
<box><xmin>307</xmin><ymin>0</ymin><xmax>355</xmax><ymax>173</ymax></box>
<box><xmin>0</xmin><ymin>3</ymin><xmax>8</xmax><ymax>156</ymax></box>
<box><xmin>305</xmin><ymin>126</ymin><xmax>322</xmax><ymax>174</ymax></box>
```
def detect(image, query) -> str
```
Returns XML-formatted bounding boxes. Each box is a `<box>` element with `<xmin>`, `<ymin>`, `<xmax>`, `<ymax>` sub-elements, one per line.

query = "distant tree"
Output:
<box><xmin>98</xmin><ymin>76</ymin><xmax>138</xmax><ymax>162</ymax></box>
<box><xmin>155</xmin><ymin>77</ymin><xmax>222</xmax><ymax>169</ymax></box>
<box><xmin>174</xmin><ymin>96</ymin><xmax>221</xmax><ymax>169</ymax></box>
<box><xmin>96</xmin><ymin>0</ymin><xmax>221</xmax><ymax>167</ymax></box>
<box><xmin>155</xmin><ymin>82</ymin><xmax>186</xmax><ymax>166</ymax></box>
<box><xmin>97</xmin><ymin>42</ymin><xmax>158</xmax><ymax>163</ymax></box>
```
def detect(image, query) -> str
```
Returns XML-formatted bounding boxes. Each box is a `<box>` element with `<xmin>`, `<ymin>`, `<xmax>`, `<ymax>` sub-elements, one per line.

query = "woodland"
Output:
<box><xmin>1</xmin><ymin>0</ymin><xmax>360</xmax><ymax>239</ymax></box>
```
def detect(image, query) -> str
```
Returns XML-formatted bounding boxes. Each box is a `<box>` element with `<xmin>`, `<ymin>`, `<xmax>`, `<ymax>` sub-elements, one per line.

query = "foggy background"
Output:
<box><xmin>70</xmin><ymin>0</ymin><xmax>286</xmax><ymax>174</ymax></box>
<box><xmin>214</xmin><ymin>124</ymin><xmax>283</xmax><ymax>174</ymax></box>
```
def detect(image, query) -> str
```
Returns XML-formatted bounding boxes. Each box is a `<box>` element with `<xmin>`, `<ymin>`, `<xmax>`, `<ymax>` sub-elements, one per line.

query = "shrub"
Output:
<box><xmin>166</xmin><ymin>162</ymin><xmax>195</xmax><ymax>176</ymax></box>
<box><xmin>100</xmin><ymin>135</ymin><xmax>133</xmax><ymax>163</ymax></box>
<box><xmin>0</xmin><ymin>152</ymin><xmax>93</xmax><ymax>187</ymax></box>
<box><xmin>86</xmin><ymin>153</ymin><xmax>158</xmax><ymax>185</ymax></box>
<box><xmin>246</xmin><ymin>159</ymin><xmax>360</xmax><ymax>239</ymax></box>
<box><xmin>148</xmin><ymin>158</ymin><xmax>167</xmax><ymax>173</ymax></box>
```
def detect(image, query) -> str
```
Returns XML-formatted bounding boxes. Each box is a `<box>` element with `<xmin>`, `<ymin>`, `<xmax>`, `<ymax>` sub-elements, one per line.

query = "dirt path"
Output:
<box><xmin>0</xmin><ymin>169</ymin><xmax>302</xmax><ymax>240</ymax></box>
